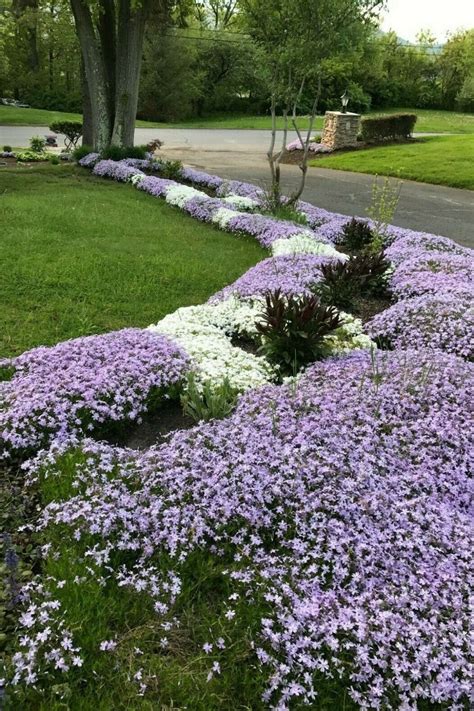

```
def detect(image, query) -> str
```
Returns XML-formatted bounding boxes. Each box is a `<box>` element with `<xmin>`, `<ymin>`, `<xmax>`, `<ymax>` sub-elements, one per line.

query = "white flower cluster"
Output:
<box><xmin>130</xmin><ymin>173</ymin><xmax>145</xmax><ymax>186</ymax></box>
<box><xmin>271</xmin><ymin>234</ymin><xmax>348</xmax><ymax>260</ymax></box>
<box><xmin>148</xmin><ymin>299</ymin><xmax>275</xmax><ymax>392</ymax></box>
<box><xmin>325</xmin><ymin>312</ymin><xmax>375</xmax><ymax>354</ymax></box>
<box><xmin>165</xmin><ymin>184</ymin><xmax>203</xmax><ymax>208</ymax></box>
<box><xmin>222</xmin><ymin>194</ymin><xmax>259</xmax><ymax>211</ymax></box>
<box><xmin>211</xmin><ymin>207</ymin><xmax>239</xmax><ymax>229</ymax></box>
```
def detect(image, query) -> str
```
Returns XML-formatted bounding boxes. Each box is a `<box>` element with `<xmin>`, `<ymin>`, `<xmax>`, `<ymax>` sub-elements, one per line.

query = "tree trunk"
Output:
<box><xmin>81</xmin><ymin>62</ymin><xmax>93</xmax><ymax>146</ymax></box>
<box><xmin>111</xmin><ymin>0</ymin><xmax>150</xmax><ymax>146</ymax></box>
<box><xmin>70</xmin><ymin>0</ymin><xmax>112</xmax><ymax>151</ymax></box>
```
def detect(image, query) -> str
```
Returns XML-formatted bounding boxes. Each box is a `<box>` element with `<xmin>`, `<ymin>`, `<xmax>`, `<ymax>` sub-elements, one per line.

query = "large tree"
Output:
<box><xmin>240</xmin><ymin>0</ymin><xmax>384</xmax><ymax>206</ymax></box>
<box><xmin>70</xmin><ymin>0</ymin><xmax>153</xmax><ymax>150</ymax></box>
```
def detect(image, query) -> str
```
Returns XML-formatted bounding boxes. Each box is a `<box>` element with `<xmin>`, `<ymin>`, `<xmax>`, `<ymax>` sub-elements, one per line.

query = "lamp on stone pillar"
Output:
<box><xmin>341</xmin><ymin>90</ymin><xmax>349</xmax><ymax>114</ymax></box>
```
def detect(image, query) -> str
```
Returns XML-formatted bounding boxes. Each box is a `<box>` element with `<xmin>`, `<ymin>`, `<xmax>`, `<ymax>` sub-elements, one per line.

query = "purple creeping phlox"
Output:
<box><xmin>367</xmin><ymin>292</ymin><xmax>474</xmax><ymax>359</ymax></box>
<box><xmin>389</xmin><ymin>252</ymin><xmax>474</xmax><ymax>299</ymax></box>
<box><xmin>385</xmin><ymin>233</ymin><xmax>473</xmax><ymax>267</ymax></box>
<box><xmin>17</xmin><ymin>349</ymin><xmax>473</xmax><ymax>709</ymax></box>
<box><xmin>0</xmin><ymin>329</ymin><xmax>190</xmax><ymax>456</ymax></box>
<box><xmin>210</xmin><ymin>254</ymin><xmax>338</xmax><ymax>301</ymax></box>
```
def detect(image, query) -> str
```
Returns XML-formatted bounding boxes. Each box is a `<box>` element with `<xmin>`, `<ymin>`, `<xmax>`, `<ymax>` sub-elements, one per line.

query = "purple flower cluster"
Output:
<box><xmin>296</xmin><ymin>201</ymin><xmax>337</xmax><ymax>228</ymax></box>
<box><xmin>180</xmin><ymin>166</ymin><xmax>224</xmax><ymax>190</ymax></box>
<box><xmin>181</xmin><ymin>195</ymin><xmax>229</xmax><ymax>222</ymax></box>
<box><xmin>27</xmin><ymin>349</ymin><xmax>473</xmax><ymax>709</ymax></box>
<box><xmin>313</xmin><ymin>215</ymin><xmax>352</xmax><ymax>243</ymax></box>
<box><xmin>368</xmin><ymin>292</ymin><xmax>474</xmax><ymax>358</ymax></box>
<box><xmin>366</xmin><ymin>232</ymin><xmax>474</xmax><ymax>359</ymax></box>
<box><xmin>92</xmin><ymin>160</ymin><xmax>144</xmax><ymax>182</ymax></box>
<box><xmin>78</xmin><ymin>152</ymin><xmax>100</xmax><ymax>168</ymax></box>
<box><xmin>385</xmin><ymin>232</ymin><xmax>472</xmax><ymax>266</ymax></box>
<box><xmin>286</xmin><ymin>138</ymin><xmax>332</xmax><ymax>153</ymax></box>
<box><xmin>389</xmin><ymin>252</ymin><xmax>474</xmax><ymax>298</ymax></box>
<box><xmin>216</xmin><ymin>180</ymin><xmax>264</xmax><ymax>200</ymax></box>
<box><xmin>136</xmin><ymin>174</ymin><xmax>177</xmax><ymax>197</ymax></box>
<box><xmin>225</xmin><ymin>213</ymin><xmax>330</xmax><ymax>248</ymax></box>
<box><xmin>210</xmin><ymin>254</ymin><xmax>333</xmax><ymax>301</ymax></box>
<box><xmin>0</xmin><ymin>329</ymin><xmax>190</xmax><ymax>455</ymax></box>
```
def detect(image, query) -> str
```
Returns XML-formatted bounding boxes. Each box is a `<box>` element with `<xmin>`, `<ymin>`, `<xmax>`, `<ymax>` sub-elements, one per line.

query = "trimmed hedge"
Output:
<box><xmin>361</xmin><ymin>113</ymin><xmax>417</xmax><ymax>142</ymax></box>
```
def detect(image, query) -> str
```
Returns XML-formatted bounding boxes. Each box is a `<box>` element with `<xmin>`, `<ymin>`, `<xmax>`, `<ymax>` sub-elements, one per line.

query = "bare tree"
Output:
<box><xmin>241</xmin><ymin>0</ymin><xmax>384</xmax><ymax>208</ymax></box>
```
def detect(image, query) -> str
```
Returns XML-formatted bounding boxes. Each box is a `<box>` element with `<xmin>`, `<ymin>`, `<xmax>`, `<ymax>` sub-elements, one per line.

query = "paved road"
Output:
<box><xmin>0</xmin><ymin>125</ymin><xmax>450</xmax><ymax>150</ymax></box>
<box><xmin>164</xmin><ymin>148</ymin><xmax>473</xmax><ymax>248</ymax></box>
<box><xmin>2</xmin><ymin>125</ymin><xmax>472</xmax><ymax>247</ymax></box>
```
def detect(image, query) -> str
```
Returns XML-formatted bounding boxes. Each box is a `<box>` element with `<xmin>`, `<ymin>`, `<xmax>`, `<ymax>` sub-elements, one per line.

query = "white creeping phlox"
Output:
<box><xmin>222</xmin><ymin>194</ymin><xmax>259</xmax><ymax>211</ymax></box>
<box><xmin>148</xmin><ymin>301</ymin><xmax>276</xmax><ymax>392</ymax></box>
<box><xmin>271</xmin><ymin>234</ymin><xmax>349</xmax><ymax>260</ymax></box>
<box><xmin>164</xmin><ymin>184</ymin><xmax>203</xmax><ymax>208</ymax></box>
<box><xmin>325</xmin><ymin>312</ymin><xmax>375</xmax><ymax>354</ymax></box>
<box><xmin>130</xmin><ymin>173</ymin><xmax>145</xmax><ymax>186</ymax></box>
<box><xmin>211</xmin><ymin>207</ymin><xmax>240</xmax><ymax>229</ymax></box>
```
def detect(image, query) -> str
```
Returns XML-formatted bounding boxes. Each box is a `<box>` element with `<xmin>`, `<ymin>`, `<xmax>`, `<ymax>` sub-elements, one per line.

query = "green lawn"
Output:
<box><xmin>0</xmin><ymin>164</ymin><xmax>265</xmax><ymax>357</ymax></box>
<box><xmin>313</xmin><ymin>135</ymin><xmax>474</xmax><ymax>190</ymax></box>
<box><xmin>0</xmin><ymin>105</ymin><xmax>162</xmax><ymax>128</ymax></box>
<box><xmin>2</xmin><ymin>104</ymin><xmax>473</xmax><ymax>133</ymax></box>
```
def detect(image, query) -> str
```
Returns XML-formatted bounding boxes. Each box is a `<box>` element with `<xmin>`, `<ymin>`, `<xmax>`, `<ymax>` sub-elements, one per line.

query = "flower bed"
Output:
<box><xmin>3</xmin><ymin>156</ymin><xmax>474</xmax><ymax>709</ymax></box>
<box><xmin>0</xmin><ymin>329</ymin><xmax>190</xmax><ymax>456</ymax></box>
<box><xmin>14</xmin><ymin>349</ymin><xmax>473</xmax><ymax>709</ymax></box>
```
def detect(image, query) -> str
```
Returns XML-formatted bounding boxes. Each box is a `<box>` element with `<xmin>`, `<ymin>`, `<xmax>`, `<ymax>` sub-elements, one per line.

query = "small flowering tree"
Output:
<box><xmin>240</xmin><ymin>0</ymin><xmax>383</xmax><ymax>207</ymax></box>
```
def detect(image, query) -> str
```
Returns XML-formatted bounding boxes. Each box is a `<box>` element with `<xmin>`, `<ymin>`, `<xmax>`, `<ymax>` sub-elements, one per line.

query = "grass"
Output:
<box><xmin>0</xmin><ymin>105</ymin><xmax>165</xmax><ymax>128</ymax></box>
<box><xmin>312</xmin><ymin>135</ymin><xmax>474</xmax><ymax>190</ymax></box>
<box><xmin>0</xmin><ymin>164</ymin><xmax>265</xmax><ymax>357</ymax></box>
<box><xmin>2</xmin><ymin>104</ymin><xmax>473</xmax><ymax>133</ymax></box>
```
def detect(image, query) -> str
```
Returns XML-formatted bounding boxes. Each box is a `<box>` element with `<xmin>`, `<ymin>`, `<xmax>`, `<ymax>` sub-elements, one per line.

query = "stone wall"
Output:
<box><xmin>321</xmin><ymin>111</ymin><xmax>361</xmax><ymax>150</ymax></box>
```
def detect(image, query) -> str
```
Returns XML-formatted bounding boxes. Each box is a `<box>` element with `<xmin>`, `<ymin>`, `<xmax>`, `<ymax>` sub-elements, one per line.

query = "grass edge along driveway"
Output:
<box><xmin>312</xmin><ymin>135</ymin><xmax>474</xmax><ymax>190</ymax></box>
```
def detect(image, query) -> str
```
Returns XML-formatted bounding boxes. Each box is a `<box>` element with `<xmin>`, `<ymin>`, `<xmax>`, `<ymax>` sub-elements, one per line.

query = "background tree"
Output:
<box><xmin>69</xmin><ymin>0</ymin><xmax>153</xmax><ymax>151</ymax></box>
<box><xmin>240</xmin><ymin>0</ymin><xmax>384</xmax><ymax>206</ymax></box>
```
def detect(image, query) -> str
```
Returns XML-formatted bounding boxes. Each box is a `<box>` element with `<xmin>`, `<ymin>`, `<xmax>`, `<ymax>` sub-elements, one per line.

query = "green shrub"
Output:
<box><xmin>49</xmin><ymin>156</ymin><xmax>60</xmax><ymax>165</ymax></box>
<box><xmin>181</xmin><ymin>373</ymin><xmax>240</xmax><ymax>422</ymax></box>
<box><xmin>3</xmin><ymin>145</ymin><xmax>12</xmax><ymax>152</ymax></box>
<box><xmin>342</xmin><ymin>218</ymin><xmax>375</xmax><ymax>251</ymax></box>
<box><xmin>256</xmin><ymin>290</ymin><xmax>341</xmax><ymax>376</ymax></box>
<box><xmin>318</xmin><ymin>252</ymin><xmax>391</xmax><ymax>310</ymax></box>
<box><xmin>29</xmin><ymin>135</ymin><xmax>46</xmax><ymax>153</ymax></box>
<box><xmin>16</xmin><ymin>150</ymin><xmax>48</xmax><ymax>163</ymax></box>
<box><xmin>361</xmin><ymin>114</ymin><xmax>417</xmax><ymax>142</ymax></box>
<box><xmin>101</xmin><ymin>145</ymin><xmax>147</xmax><ymax>161</ymax></box>
<box><xmin>49</xmin><ymin>121</ymin><xmax>83</xmax><ymax>150</ymax></box>
<box><xmin>156</xmin><ymin>158</ymin><xmax>183</xmax><ymax>180</ymax></box>
<box><xmin>72</xmin><ymin>144</ymin><xmax>94</xmax><ymax>161</ymax></box>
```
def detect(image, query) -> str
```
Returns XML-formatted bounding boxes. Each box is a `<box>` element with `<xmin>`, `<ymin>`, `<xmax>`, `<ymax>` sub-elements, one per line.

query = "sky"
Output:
<box><xmin>380</xmin><ymin>0</ymin><xmax>474</xmax><ymax>42</ymax></box>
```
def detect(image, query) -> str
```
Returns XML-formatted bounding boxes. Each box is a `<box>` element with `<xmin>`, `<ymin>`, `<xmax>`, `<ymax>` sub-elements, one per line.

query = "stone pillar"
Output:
<box><xmin>321</xmin><ymin>111</ymin><xmax>361</xmax><ymax>150</ymax></box>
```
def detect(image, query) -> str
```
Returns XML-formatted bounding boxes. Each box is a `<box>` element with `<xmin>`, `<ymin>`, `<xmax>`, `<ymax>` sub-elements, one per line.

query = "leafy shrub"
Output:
<box><xmin>29</xmin><ymin>136</ymin><xmax>46</xmax><ymax>153</ymax></box>
<box><xmin>49</xmin><ymin>156</ymin><xmax>60</xmax><ymax>165</ymax></box>
<box><xmin>361</xmin><ymin>113</ymin><xmax>417</xmax><ymax>142</ymax></box>
<box><xmin>101</xmin><ymin>145</ymin><xmax>147</xmax><ymax>161</ymax></box>
<box><xmin>318</xmin><ymin>252</ymin><xmax>391</xmax><ymax>309</ymax></box>
<box><xmin>342</xmin><ymin>218</ymin><xmax>374</xmax><ymax>251</ymax></box>
<box><xmin>256</xmin><ymin>289</ymin><xmax>341</xmax><ymax>376</ymax></box>
<box><xmin>72</xmin><ymin>144</ymin><xmax>94</xmax><ymax>161</ymax></box>
<box><xmin>49</xmin><ymin>121</ymin><xmax>83</xmax><ymax>150</ymax></box>
<box><xmin>156</xmin><ymin>158</ymin><xmax>183</xmax><ymax>180</ymax></box>
<box><xmin>3</xmin><ymin>145</ymin><xmax>12</xmax><ymax>152</ymax></box>
<box><xmin>181</xmin><ymin>373</ymin><xmax>240</xmax><ymax>422</ymax></box>
<box><xmin>16</xmin><ymin>150</ymin><xmax>47</xmax><ymax>163</ymax></box>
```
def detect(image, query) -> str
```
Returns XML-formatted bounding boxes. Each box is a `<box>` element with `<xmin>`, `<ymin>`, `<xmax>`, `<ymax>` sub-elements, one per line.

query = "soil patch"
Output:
<box><xmin>231</xmin><ymin>335</ymin><xmax>259</xmax><ymax>355</ymax></box>
<box><xmin>104</xmin><ymin>399</ymin><xmax>195</xmax><ymax>451</ymax></box>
